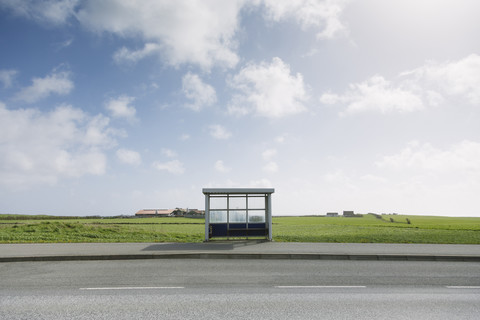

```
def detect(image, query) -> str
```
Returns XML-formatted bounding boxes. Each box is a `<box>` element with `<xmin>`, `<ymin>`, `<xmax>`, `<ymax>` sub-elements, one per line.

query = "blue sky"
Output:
<box><xmin>1</xmin><ymin>0</ymin><xmax>480</xmax><ymax>217</ymax></box>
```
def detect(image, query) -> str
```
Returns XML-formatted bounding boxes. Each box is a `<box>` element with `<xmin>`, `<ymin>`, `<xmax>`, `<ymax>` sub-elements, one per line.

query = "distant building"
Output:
<box><xmin>185</xmin><ymin>209</ymin><xmax>205</xmax><ymax>217</ymax></box>
<box><xmin>326</xmin><ymin>212</ymin><xmax>338</xmax><ymax>217</ymax></box>
<box><xmin>169</xmin><ymin>208</ymin><xmax>205</xmax><ymax>217</ymax></box>
<box><xmin>135</xmin><ymin>209</ymin><xmax>175</xmax><ymax>217</ymax></box>
<box><xmin>135</xmin><ymin>208</ymin><xmax>205</xmax><ymax>218</ymax></box>
<box><xmin>343</xmin><ymin>210</ymin><xmax>355</xmax><ymax>217</ymax></box>
<box><xmin>171</xmin><ymin>208</ymin><xmax>187</xmax><ymax>216</ymax></box>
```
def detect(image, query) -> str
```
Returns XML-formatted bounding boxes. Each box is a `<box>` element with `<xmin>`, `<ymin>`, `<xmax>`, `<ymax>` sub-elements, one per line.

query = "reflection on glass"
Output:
<box><xmin>229</xmin><ymin>197</ymin><xmax>246</xmax><ymax>210</ymax></box>
<box><xmin>209</xmin><ymin>195</ymin><xmax>267</xmax><ymax>224</ymax></box>
<box><xmin>248</xmin><ymin>211</ymin><xmax>265</xmax><ymax>223</ymax></box>
<box><xmin>210</xmin><ymin>197</ymin><xmax>227</xmax><ymax>210</ymax></box>
<box><xmin>230</xmin><ymin>210</ymin><xmax>246</xmax><ymax>222</ymax></box>
<box><xmin>210</xmin><ymin>210</ymin><xmax>227</xmax><ymax>223</ymax></box>
<box><xmin>248</xmin><ymin>196</ymin><xmax>265</xmax><ymax>210</ymax></box>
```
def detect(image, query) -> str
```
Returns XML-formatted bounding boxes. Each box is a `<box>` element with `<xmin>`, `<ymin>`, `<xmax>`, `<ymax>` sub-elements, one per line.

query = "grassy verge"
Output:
<box><xmin>273</xmin><ymin>215</ymin><xmax>480</xmax><ymax>243</ymax></box>
<box><xmin>0</xmin><ymin>214</ymin><xmax>479</xmax><ymax>244</ymax></box>
<box><xmin>0</xmin><ymin>218</ymin><xmax>204</xmax><ymax>243</ymax></box>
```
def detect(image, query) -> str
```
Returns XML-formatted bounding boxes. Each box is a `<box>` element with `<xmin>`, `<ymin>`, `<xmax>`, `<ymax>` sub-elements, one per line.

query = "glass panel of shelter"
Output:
<box><xmin>208</xmin><ymin>194</ymin><xmax>267</xmax><ymax>225</ymax></box>
<box><xmin>229</xmin><ymin>196</ymin><xmax>246</xmax><ymax>210</ymax></box>
<box><xmin>210</xmin><ymin>210</ymin><xmax>227</xmax><ymax>223</ymax></box>
<box><xmin>210</xmin><ymin>196</ymin><xmax>227</xmax><ymax>210</ymax></box>
<box><xmin>247</xmin><ymin>195</ymin><xmax>266</xmax><ymax>210</ymax></box>
<box><xmin>248</xmin><ymin>210</ymin><xmax>265</xmax><ymax>223</ymax></box>
<box><xmin>229</xmin><ymin>210</ymin><xmax>247</xmax><ymax>223</ymax></box>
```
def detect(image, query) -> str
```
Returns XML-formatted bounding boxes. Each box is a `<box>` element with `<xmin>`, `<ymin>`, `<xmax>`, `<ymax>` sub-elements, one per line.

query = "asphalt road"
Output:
<box><xmin>1</xmin><ymin>259</ymin><xmax>479</xmax><ymax>319</ymax></box>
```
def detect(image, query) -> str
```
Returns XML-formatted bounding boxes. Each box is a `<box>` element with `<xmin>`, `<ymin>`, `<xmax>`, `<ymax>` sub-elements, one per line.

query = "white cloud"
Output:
<box><xmin>179</xmin><ymin>133</ymin><xmax>190</xmax><ymax>141</ymax></box>
<box><xmin>360</xmin><ymin>174</ymin><xmax>387</xmax><ymax>184</ymax></box>
<box><xmin>209</xmin><ymin>124</ymin><xmax>232</xmax><ymax>140</ymax></box>
<box><xmin>113</xmin><ymin>43</ymin><xmax>161</xmax><ymax>64</ymax></box>
<box><xmin>321</xmin><ymin>54</ymin><xmax>480</xmax><ymax>115</ymax></box>
<box><xmin>152</xmin><ymin>149</ymin><xmax>184</xmax><ymax>174</ymax></box>
<box><xmin>152</xmin><ymin>159</ymin><xmax>185</xmax><ymax>174</ymax></box>
<box><xmin>214</xmin><ymin>160</ymin><xmax>231</xmax><ymax>173</ymax></box>
<box><xmin>116</xmin><ymin>148</ymin><xmax>141</xmax><ymax>166</ymax></box>
<box><xmin>0</xmin><ymin>0</ymin><xmax>79</xmax><ymax>25</ymax></box>
<box><xmin>0</xmin><ymin>102</ymin><xmax>118</xmax><ymax>188</ymax></box>
<box><xmin>376</xmin><ymin>140</ymin><xmax>480</xmax><ymax>178</ymax></box>
<box><xmin>14</xmin><ymin>69</ymin><xmax>74</xmax><ymax>103</ymax></box>
<box><xmin>275</xmin><ymin>135</ymin><xmax>287</xmax><ymax>143</ymax></box>
<box><xmin>249</xmin><ymin>178</ymin><xmax>273</xmax><ymax>188</ymax></box>
<box><xmin>263</xmin><ymin>161</ymin><xmax>279</xmax><ymax>173</ymax></box>
<box><xmin>262</xmin><ymin>148</ymin><xmax>278</xmax><ymax>172</ymax></box>
<box><xmin>228</xmin><ymin>57</ymin><xmax>308</xmax><ymax>118</ymax></box>
<box><xmin>58</xmin><ymin>38</ymin><xmax>73</xmax><ymax>49</ymax></box>
<box><xmin>76</xmin><ymin>0</ymin><xmax>243</xmax><ymax>69</ymax></box>
<box><xmin>318</xmin><ymin>92</ymin><xmax>339</xmax><ymax>105</ymax></box>
<box><xmin>321</xmin><ymin>75</ymin><xmax>424</xmax><ymax>116</ymax></box>
<box><xmin>105</xmin><ymin>95</ymin><xmax>136</xmax><ymax>121</ymax></box>
<box><xmin>2</xmin><ymin>1</ymin><xmax>351</xmax><ymax>71</ymax></box>
<box><xmin>262</xmin><ymin>148</ymin><xmax>277</xmax><ymax>161</ymax></box>
<box><xmin>204</xmin><ymin>179</ymin><xmax>239</xmax><ymax>189</ymax></box>
<box><xmin>162</xmin><ymin>148</ymin><xmax>177</xmax><ymax>158</ymax></box>
<box><xmin>182</xmin><ymin>73</ymin><xmax>217</xmax><ymax>111</ymax></box>
<box><xmin>401</xmin><ymin>54</ymin><xmax>480</xmax><ymax>105</ymax></box>
<box><xmin>261</xmin><ymin>0</ymin><xmax>350</xmax><ymax>39</ymax></box>
<box><xmin>3</xmin><ymin>1</ymin><xmax>350</xmax><ymax>71</ymax></box>
<box><xmin>0</xmin><ymin>69</ymin><xmax>17</xmax><ymax>88</ymax></box>
<box><xmin>324</xmin><ymin>169</ymin><xmax>357</xmax><ymax>190</ymax></box>
<box><xmin>367</xmin><ymin>140</ymin><xmax>480</xmax><ymax>215</ymax></box>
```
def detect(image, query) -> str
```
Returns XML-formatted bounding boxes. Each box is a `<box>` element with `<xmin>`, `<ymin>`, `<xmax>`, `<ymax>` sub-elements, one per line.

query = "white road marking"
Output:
<box><xmin>79</xmin><ymin>286</ymin><xmax>184</xmax><ymax>290</ymax></box>
<box><xmin>446</xmin><ymin>286</ymin><xmax>480</xmax><ymax>289</ymax></box>
<box><xmin>275</xmin><ymin>286</ymin><xmax>367</xmax><ymax>289</ymax></box>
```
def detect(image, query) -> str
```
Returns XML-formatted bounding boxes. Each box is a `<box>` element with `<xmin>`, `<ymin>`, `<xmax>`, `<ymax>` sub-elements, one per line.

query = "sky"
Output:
<box><xmin>1</xmin><ymin>0</ymin><xmax>480</xmax><ymax>217</ymax></box>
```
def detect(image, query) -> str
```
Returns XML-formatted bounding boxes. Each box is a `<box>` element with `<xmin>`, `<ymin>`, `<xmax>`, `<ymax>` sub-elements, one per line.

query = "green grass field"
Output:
<box><xmin>0</xmin><ymin>214</ymin><xmax>479</xmax><ymax>244</ymax></box>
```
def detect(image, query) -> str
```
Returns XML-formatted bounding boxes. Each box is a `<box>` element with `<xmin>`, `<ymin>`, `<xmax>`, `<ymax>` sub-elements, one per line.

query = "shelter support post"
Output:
<box><xmin>267</xmin><ymin>193</ymin><xmax>272</xmax><ymax>241</ymax></box>
<box><xmin>204</xmin><ymin>194</ymin><xmax>210</xmax><ymax>242</ymax></box>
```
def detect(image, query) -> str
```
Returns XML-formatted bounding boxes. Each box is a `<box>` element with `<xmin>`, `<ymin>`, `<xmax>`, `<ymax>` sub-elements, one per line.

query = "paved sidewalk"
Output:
<box><xmin>1</xmin><ymin>242</ymin><xmax>479</xmax><ymax>262</ymax></box>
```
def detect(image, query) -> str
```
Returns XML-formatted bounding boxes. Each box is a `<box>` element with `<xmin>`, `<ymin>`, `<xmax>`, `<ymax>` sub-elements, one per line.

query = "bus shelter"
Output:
<box><xmin>203</xmin><ymin>188</ymin><xmax>274</xmax><ymax>241</ymax></box>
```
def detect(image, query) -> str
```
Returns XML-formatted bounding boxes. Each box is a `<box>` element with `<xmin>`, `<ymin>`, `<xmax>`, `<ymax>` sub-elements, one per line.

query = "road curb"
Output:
<box><xmin>1</xmin><ymin>253</ymin><xmax>479</xmax><ymax>263</ymax></box>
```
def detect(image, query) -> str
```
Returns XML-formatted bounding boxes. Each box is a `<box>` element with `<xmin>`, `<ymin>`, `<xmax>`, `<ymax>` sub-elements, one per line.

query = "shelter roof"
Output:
<box><xmin>202</xmin><ymin>188</ymin><xmax>274</xmax><ymax>195</ymax></box>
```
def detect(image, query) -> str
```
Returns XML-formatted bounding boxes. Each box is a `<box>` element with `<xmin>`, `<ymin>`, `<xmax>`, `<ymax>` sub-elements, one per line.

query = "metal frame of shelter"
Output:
<box><xmin>203</xmin><ymin>188</ymin><xmax>274</xmax><ymax>241</ymax></box>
